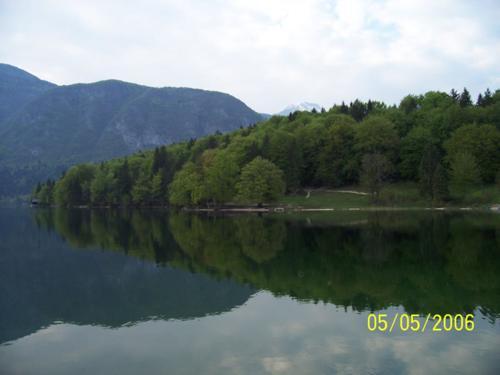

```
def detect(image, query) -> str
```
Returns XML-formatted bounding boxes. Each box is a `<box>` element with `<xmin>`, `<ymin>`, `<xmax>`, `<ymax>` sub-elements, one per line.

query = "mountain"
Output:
<box><xmin>0</xmin><ymin>64</ymin><xmax>56</xmax><ymax>124</ymax></box>
<box><xmin>277</xmin><ymin>102</ymin><xmax>322</xmax><ymax>116</ymax></box>
<box><xmin>0</xmin><ymin>65</ymin><xmax>263</xmax><ymax>196</ymax></box>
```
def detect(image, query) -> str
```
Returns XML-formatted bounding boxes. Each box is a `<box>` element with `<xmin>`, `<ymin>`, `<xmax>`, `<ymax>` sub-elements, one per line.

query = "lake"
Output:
<box><xmin>0</xmin><ymin>208</ymin><xmax>499</xmax><ymax>374</ymax></box>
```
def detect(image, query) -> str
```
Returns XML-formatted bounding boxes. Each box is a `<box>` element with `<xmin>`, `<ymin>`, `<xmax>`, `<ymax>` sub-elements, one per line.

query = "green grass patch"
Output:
<box><xmin>278</xmin><ymin>189</ymin><xmax>371</xmax><ymax>208</ymax></box>
<box><xmin>277</xmin><ymin>183</ymin><xmax>499</xmax><ymax>209</ymax></box>
<box><xmin>451</xmin><ymin>185</ymin><xmax>500</xmax><ymax>206</ymax></box>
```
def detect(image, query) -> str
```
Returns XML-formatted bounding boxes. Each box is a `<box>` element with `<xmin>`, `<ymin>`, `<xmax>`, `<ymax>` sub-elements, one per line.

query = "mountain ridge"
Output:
<box><xmin>0</xmin><ymin>64</ymin><xmax>263</xmax><ymax>196</ymax></box>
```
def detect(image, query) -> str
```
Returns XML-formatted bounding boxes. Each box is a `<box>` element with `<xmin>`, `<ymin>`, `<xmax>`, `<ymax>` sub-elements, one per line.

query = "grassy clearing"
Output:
<box><xmin>454</xmin><ymin>185</ymin><xmax>500</xmax><ymax>206</ymax></box>
<box><xmin>277</xmin><ymin>189</ymin><xmax>371</xmax><ymax>209</ymax></box>
<box><xmin>277</xmin><ymin>183</ymin><xmax>499</xmax><ymax>209</ymax></box>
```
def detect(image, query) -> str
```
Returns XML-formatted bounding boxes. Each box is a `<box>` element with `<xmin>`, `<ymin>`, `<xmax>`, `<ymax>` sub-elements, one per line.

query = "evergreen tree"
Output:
<box><xmin>116</xmin><ymin>159</ymin><xmax>132</xmax><ymax>198</ymax></box>
<box><xmin>151</xmin><ymin>172</ymin><xmax>165</xmax><ymax>203</ymax></box>
<box><xmin>367</xmin><ymin>100</ymin><xmax>374</xmax><ymax>113</ymax></box>
<box><xmin>483</xmin><ymin>88</ymin><xmax>493</xmax><ymax>106</ymax></box>
<box><xmin>476</xmin><ymin>93</ymin><xmax>483</xmax><ymax>106</ymax></box>
<box><xmin>340</xmin><ymin>101</ymin><xmax>349</xmax><ymax>114</ymax></box>
<box><xmin>450</xmin><ymin>89</ymin><xmax>459</xmax><ymax>102</ymax></box>
<box><xmin>459</xmin><ymin>88</ymin><xmax>472</xmax><ymax>107</ymax></box>
<box><xmin>349</xmin><ymin>99</ymin><xmax>367</xmax><ymax>121</ymax></box>
<box><xmin>152</xmin><ymin>146</ymin><xmax>168</xmax><ymax>175</ymax></box>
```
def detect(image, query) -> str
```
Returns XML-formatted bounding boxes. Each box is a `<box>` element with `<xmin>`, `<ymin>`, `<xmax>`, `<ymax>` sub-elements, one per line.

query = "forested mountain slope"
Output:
<box><xmin>34</xmin><ymin>88</ymin><xmax>500</xmax><ymax>207</ymax></box>
<box><xmin>0</xmin><ymin>65</ymin><xmax>262</xmax><ymax>196</ymax></box>
<box><xmin>0</xmin><ymin>63</ymin><xmax>55</xmax><ymax>124</ymax></box>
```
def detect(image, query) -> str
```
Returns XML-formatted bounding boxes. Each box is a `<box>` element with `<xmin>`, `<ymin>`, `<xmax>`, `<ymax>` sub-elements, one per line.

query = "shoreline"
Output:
<box><xmin>26</xmin><ymin>202</ymin><xmax>500</xmax><ymax>212</ymax></box>
<box><xmin>184</xmin><ymin>205</ymin><xmax>500</xmax><ymax>213</ymax></box>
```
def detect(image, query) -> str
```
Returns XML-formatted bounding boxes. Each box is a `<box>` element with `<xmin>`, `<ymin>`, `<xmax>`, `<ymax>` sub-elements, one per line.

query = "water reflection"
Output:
<box><xmin>33</xmin><ymin>208</ymin><xmax>500</xmax><ymax>317</ymax></box>
<box><xmin>1</xmin><ymin>208</ymin><xmax>499</xmax><ymax>374</ymax></box>
<box><xmin>0</xmin><ymin>209</ymin><xmax>254</xmax><ymax>344</ymax></box>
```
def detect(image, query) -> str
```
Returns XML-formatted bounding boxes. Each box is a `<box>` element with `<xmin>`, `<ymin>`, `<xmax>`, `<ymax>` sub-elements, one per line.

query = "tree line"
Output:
<box><xmin>33</xmin><ymin>88</ymin><xmax>500</xmax><ymax>207</ymax></box>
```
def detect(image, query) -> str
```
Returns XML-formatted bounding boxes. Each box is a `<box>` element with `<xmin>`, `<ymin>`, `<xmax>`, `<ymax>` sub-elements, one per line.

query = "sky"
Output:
<box><xmin>1</xmin><ymin>0</ymin><xmax>499</xmax><ymax>113</ymax></box>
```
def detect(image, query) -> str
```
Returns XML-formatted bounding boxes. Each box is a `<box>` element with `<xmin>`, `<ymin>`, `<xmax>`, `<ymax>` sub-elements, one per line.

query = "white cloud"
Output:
<box><xmin>0</xmin><ymin>0</ymin><xmax>499</xmax><ymax>112</ymax></box>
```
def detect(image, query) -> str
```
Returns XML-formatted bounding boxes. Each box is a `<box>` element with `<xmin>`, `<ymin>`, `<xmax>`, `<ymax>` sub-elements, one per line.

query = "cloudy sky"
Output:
<box><xmin>1</xmin><ymin>0</ymin><xmax>499</xmax><ymax>113</ymax></box>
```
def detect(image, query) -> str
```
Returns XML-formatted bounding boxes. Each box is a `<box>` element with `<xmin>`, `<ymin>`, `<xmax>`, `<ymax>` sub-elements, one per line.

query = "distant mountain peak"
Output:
<box><xmin>277</xmin><ymin>102</ymin><xmax>322</xmax><ymax>116</ymax></box>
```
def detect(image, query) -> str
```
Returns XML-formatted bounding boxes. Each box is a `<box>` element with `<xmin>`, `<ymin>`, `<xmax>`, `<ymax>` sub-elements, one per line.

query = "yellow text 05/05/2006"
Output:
<box><xmin>367</xmin><ymin>313</ymin><xmax>475</xmax><ymax>333</ymax></box>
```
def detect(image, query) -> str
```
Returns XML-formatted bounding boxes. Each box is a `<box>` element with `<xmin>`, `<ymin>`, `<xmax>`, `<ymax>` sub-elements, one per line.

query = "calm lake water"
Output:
<box><xmin>0</xmin><ymin>208</ymin><xmax>499</xmax><ymax>374</ymax></box>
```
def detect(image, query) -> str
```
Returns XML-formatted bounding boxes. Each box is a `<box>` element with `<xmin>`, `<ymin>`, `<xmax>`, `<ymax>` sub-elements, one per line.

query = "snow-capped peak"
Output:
<box><xmin>277</xmin><ymin>102</ymin><xmax>322</xmax><ymax>116</ymax></box>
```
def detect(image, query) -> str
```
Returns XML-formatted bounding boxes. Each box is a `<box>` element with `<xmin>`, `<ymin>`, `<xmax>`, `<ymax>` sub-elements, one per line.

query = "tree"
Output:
<box><xmin>115</xmin><ymin>159</ymin><xmax>132</xmax><ymax>199</ymax></box>
<box><xmin>91</xmin><ymin>168</ymin><xmax>116</xmax><ymax>205</ymax></box>
<box><xmin>151</xmin><ymin>171</ymin><xmax>166</xmax><ymax>203</ymax></box>
<box><xmin>432</xmin><ymin>163</ymin><xmax>449</xmax><ymax>202</ymax></box>
<box><xmin>339</xmin><ymin>101</ymin><xmax>349</xmax><ymax>114</ymax></box>
<box><xmin>399</xmin><ymin>95</ymin><xmax>418</xmax><ymax>114</ymax></box>
<box><xmin>450</xmin><ymin>89</ymin><xmax>459</xmax><ymax>102</ymax></box>
<box><xmin>449</xmin><ymin>152</ymin><xmax>481</xmax><ymax>196</ymax></box>
<box><xmin>267</xmin><ymin>131</ymin><xmax>303</xmax><ymax>191</ymax></box>
<box><xmin>349</xmin><ymin>99</ymin><xmax>367</xmax><ymax>121</ymax></box>
<box><xmin>418</xmin><ymin>144</ymin><xmax>441</xmax><ymax>198</ymax></box>
<box><xmin>316</xmin><ymin>123</ymin><xmax>356</xmax><ymax>186</ymax></box>
<box><xmin>131</xmin><ymin>172</ymin><xmax>152</xmax><ymax>205</ymax></box>
<box><xmin>151</xmin><ymin>146</ymin><xmax>168</xmax><ymax>175</ymax></box>
<box><xmin>476</xmin><ymin>93</ymin><xmax>484</xmax><ymax>106</ymax></box>
<box><xmin>444</xmin><ymin>124</ymin><xmax>500</xmax><ymax>182</ymax></box>
<box><xmin>169</xmin><ymin>162</ymin><xmax>205</xmax><ymax>206</ymax></box>
<box><xmin>459</xmin><ymin>88</ymin><xmax>472</xmax><ymax>107</ymax></box>
<box><xmin>360</xmin><ymin>153</ymin><xmax>392</xmax><ymax>201</ymax></box>
<box><xmin>36</xmin><ymin>179</ymin><xmax>55</xmax><ymax>205</ymax></box>
<box><xmin>236</xmin><ymin>157</ymin><xmax>285</xmax><ymax>205</ymax></box>
<box><xmin>400</xmin><ymin>127</ymin><xmax>437</xmax><ymax>180</ymax></box>
<box><xmin>354</xmin><ymin>115</ymin><xmax>400</xmax><ymax>163</ymax></box>
<box><xmin>53</xmin><ymin>164</ymin><xmax>95</xmax><ymax>206</ymax></box>
<box><xmin>204</xmin><ymin>151</ymin><xmax>239</xmax><ymax>205</ymax></box>
<box><xmin>482</xmin><ymin>89</ymin><xmax>493</xmax><ymax>106</ymax></box>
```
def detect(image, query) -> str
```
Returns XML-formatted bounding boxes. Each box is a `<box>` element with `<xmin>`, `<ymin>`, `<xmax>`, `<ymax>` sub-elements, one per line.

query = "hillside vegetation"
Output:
<box><xmin>0</xmin><ymin>64</ymin><xmax>262</xmax><ymax>196</ymax></box>
<box><xmin>33</xmin><ymin>88</ymin><xmax>500</xmax><ymax>207</ymax></box>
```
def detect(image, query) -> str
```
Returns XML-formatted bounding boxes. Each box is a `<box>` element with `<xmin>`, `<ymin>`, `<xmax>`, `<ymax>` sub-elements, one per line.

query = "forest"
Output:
<box><xmin>32</xmin><ymin>88</ymin><xmax>500</xmax><ymax>207</ymax></box>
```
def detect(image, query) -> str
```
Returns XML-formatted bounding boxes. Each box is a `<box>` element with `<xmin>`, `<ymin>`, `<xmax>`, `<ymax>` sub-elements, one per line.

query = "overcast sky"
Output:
<box><xmin>1</xmin><ymin>0</ymin><xmax>499</xmax><ymax>113</ymax></box>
